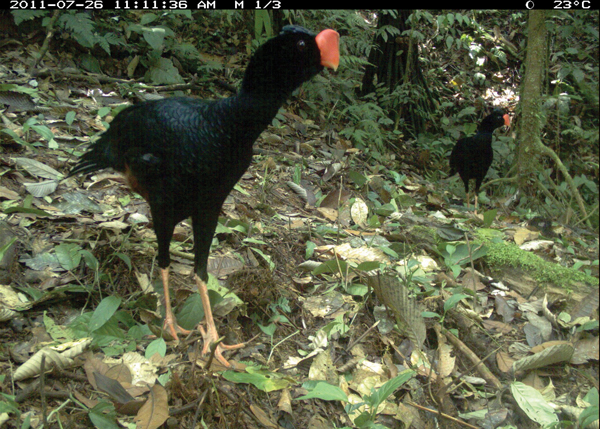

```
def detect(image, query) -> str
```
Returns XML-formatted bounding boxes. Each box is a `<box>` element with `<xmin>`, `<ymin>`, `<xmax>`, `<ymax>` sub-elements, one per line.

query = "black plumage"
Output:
<box><xmin>69</xmin><ymin>25</ymin><xmax>339</xmax><ymax>366</ymax></box>
<box><xmin>449</xmin><ymin>108</ymin><xmax>510</xmax><ymax>209</ymax></box>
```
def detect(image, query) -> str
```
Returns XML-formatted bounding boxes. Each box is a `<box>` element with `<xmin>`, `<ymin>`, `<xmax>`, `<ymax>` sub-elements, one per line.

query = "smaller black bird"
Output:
<box><xmin>449</xmin><ymin>108</ymin><xmax>510</xmax><ymax>210</ymax></box>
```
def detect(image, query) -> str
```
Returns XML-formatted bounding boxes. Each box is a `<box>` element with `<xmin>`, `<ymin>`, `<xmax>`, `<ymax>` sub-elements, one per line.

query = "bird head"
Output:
<box><xmin>241</xmin><ymin>25</ymin><xmax>339</xmax><ymax>99</ymax></box>
<box><xmin>480</xmin><ymin>108</ymin><xmax>511</xmax><ymax>132</ymax></box>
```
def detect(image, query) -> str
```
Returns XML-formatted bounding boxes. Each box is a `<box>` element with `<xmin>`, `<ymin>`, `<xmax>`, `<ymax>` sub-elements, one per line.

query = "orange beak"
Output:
<box><xmin>316</xmin><ymin>29</ymin><xmax>340</xmax><ymax>71</ymax></box>
<box><xmin>503</xmin><ymin>114</ymin><xmax>510</xmax><ymax>127</ymax></box>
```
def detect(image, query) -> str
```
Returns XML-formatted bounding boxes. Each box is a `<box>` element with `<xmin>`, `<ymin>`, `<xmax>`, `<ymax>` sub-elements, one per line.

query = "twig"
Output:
<box><xmin>190</xmin><ymin>389</ymin><xmax>209</xmax><ymax>428</ymax></box>
<box><xmin>406</xmin><ymin>401</ymin><xmax>480</xmax><ymax>429</ymax></box>
<box><xmin>170</xmin><ymin>389</ymin><xmax>208</xmax><ymax>416</ymax></box>
<box><xmin>46</xmin><ymin>399</ymin><xmax>71</xmax><ymax>426</ymax></box>
<box><xmin>442</xmin><ymin>327</ymin><xmax>502</xmax><ymax>389</ymax></box>
<box><xmin>216</xmin><ymin>385</ymin><xmax>262</xmax><ymax>427</ymax></box>
<box><xmin>267</xmin><ymin>329</ymin><xmax>300</xmax><ymax>364</ymax></box>
<box><xmin>205</xmin><ymin>336</ymin><xmax>224</xmax><ymax>370</ymax></box>
<box><xmin>345</xmin><ymin>320</ymin><xmax>380</xmax><ymax>352</ymax></box>
<box><xmin>574</xmin><ymin>201</ymin><xmax>599</xmax><ymax>227</ymax></box>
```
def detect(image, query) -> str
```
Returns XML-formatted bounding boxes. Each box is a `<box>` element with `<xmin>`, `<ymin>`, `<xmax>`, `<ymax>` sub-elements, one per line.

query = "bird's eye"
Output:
<box><xmin>297</xmin><ymin>39</ymin><xmax>306</xmax><ymax>50</ymax></box>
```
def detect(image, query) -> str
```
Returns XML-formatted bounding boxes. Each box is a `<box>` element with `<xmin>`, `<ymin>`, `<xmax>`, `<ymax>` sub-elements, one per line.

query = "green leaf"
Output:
<box><xmin>88</xmin><ymin>401</ymin><xmax>119</xmax><ymax>429</ymax></box>
<box><xmin>367</xmin><ymin>371</ymin><xmax>414</xmax><ymax>409</ymax></box>
<box><xmin>142</xmin><ymin>26</ymin><xmax>165</xmax><ymax>50</ymax></box>
<box><xmin>482</xmin><ymin>209</ymin><xmax>497</xmax><ymax>228</ymax></box>
<box><xmin>144</xmin><ymin>57</ymin><xmax>183</xmax><ymax>85</ymax></box>
<box><xmin>140</xmin><ymin>13</ymin><xmax>158</xmax><ymax>25</ymax></box>
<box><xmin>89</xmin><ymin>296</ymin><xmax>122</xmax><ymax>332</ymax></box>
<box><xmin>293</xmin><ymin>164</ymin><xmax>302</xmax><ymax>185</ymax></box>
<box><xmin>249</xmin><ymin>247</ymin><xmax>275</xmax><ymax>270</ymax></box>
<box><xmin>580</xmin><ymin>388</ymin><xmax>599</xmax><ymax>427</ymax></box>
<box><xmin>0</xmin><ymin>237</ymin><xmax>17</xmax><ymax>264</ymax></box>
<box><xmin>296</xmin><ymin>381</ymin><xmax>348</xmax><ymax>402</ymax></box>
<box><xmin>348</xmin><ymin>170</ymin><xmax>368</xmax><ymax>187</ymax></box>
<box><xmin>44</xmin><ymin>311</ymin><xmax>74</xmax><ymax>342</ymax></box>
<box><xmin>114</xmin><ymin>252</ymin><xmax>132</xmax><ymax>270</ymax></box>
<box><xmin>222</xmin><ymin>368</ymin><xmax>291</xmax><ymax>392</ymax></box>
<box><xmin>442</xmin><ymin>243</ymin><xmax>487</xmax><ymax>267</ymax></box>
<box><xmin>580</xmin><ymin>405</ymin><xmax>599</xmax><ymax>428</ymax></box>
<box><xmin>368</xmin><ymin>215</ymin><xmax>381</xmax><ymax>228</ymax></box>
<box><xmin>436</xmin><ymin>225</ymin><xmax>465</xmax><ymax>241</ymax></box>
<box><xmin>91</xmin><ymin>318</ymin><xmax>125</xmax><ymax>347</ymax></box>
<box><xmin>356</xmin><ymin>261</ymin><xmax>381</xmax><ymax>272</ymax></box>
<box><xmin>422</xmin><ymin>311</ymin><xmax>441</xmax><ymax>319</ymax></box>
<box><xmin>146</xmin><ymin>338</ymin><xmax>167</xmax><ymax>359</ymax></box>
<box><xmin>583</xmin><ymin>387</ymin><xmax>599</xmax><ymax>406</ymax></box>
<box><xmin>305</xmin><ymin>240</ymin><xmax>316</xmax><ymax>259</ymax></box>
<box><xmin>1</xmin><ymin>128</ymin><xmax>34</xmax><ymax>148</ymax></box>
<box><xmin>0</xmin><ymin>83</ymin><xmax>38</xmax><ymax>94</ymax></box>
<box><xmin>244</xmin><ymin>237</ymin><xmax>268</xmax><ymax>246</ymax></box>
<box><xmin>0</xmin><ymin>393</ymin><xmax>19</xmax><ymax>415</ymax></box>
<box><xmin>444</xmin><ymin>293</ymin><xmax>469</xmax><ymax>312</ymax></box>
<box><xmin>176</xmin><ymin>293</ymin><xmax>205</xmax><ymax>331</ymax></box>
<box><xmin>25</xmin><ymin>122</ymin><xmax>55</xmax><ymax>143</ymax></box>
<box><xmin>254</xmin><ymin>10</ymin><xmax>272</xmax><ymax>38</ymax></box>
<box><xmin>233</xmin><ymin>183</ymin><xmax>250</xmax><ymax>195</ymax></box>
<box><xmin>3</xmin><ymin>206</ymin><xmax>52</xmax><ymax>216</ymax></box>
<box><xmin>258</xmin><ymin>323</ymin><xmax>277</xmax><ymax>337</ymax></box>
<box><xmin>80</xmin><ymin>250</ymin><xmax>99</xmax><ymax>271</ymax></box>
<box><xmin>378</xmin><ymin>246</ymin><xmax>398</xmax><ymax>259</ymax></box>
<box><xmin>313</xmin><ymin>259</ymin><xmax>349</xmax><ymax>276</ymax></box>
<box><xmin>98</xmin><ymin>106</ymin><xmax>111</xmax><ymax>118</ymax></box>
<box><xmin>55</xmin><ymin>243</ymin><xmax>82</xmax><ymax>271</ymax></box>
<box><xmin>446</xmin><ymin>35</ymin><xmax>454</xmax><ymax>50</ymax></box>
<box><xmin>65</xmin><ymin>111</ymin><xmax>76</xmax><ymax>125</ymax></box>
<box><xmin>344</xmin><ymin>283</ymin><xmax>369</xmax><ymax>297</ymax></box>
<box><xmin>374</xmin><ymin>203</ymin><xmax>396</xmax><ymax>217</ymax></box>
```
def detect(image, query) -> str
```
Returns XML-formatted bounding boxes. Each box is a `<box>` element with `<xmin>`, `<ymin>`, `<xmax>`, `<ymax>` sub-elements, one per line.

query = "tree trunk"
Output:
<box><xmin>360</xmin><ymin>10</ymin><xmax>435</xmax><ymax>137</ymax></box>
<box><xmin>517</xmin><ymin>11</ymin><xmax>546</xmax><ymax>184</ymax></box>
<box><xmin>517</xmin><ymin>10</ymin><xmax>590</xmax><ymax>227</ymax></box>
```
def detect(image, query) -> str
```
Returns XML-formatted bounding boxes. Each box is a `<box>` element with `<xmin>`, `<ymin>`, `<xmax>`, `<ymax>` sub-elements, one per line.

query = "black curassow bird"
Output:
<box><xmin>69</xmin><ymin>26</ymin><xmax>340</xmax><ymax>366</ymax></box>
<box><xmin>449</xmin><ymin>108</ymin><xmax>510</xmax><ymax>210</ymax></box>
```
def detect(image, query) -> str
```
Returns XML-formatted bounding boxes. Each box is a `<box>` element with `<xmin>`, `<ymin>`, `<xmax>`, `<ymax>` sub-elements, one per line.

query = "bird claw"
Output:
<box><xmin>198</xmin><ymin>324</ymin><xmax>246</xmax><ymax>367</ymax></box>
<box><xmin>163</xmin><ymin>315</ymin><xmax>191</xmax><ymax>341</ymax></box>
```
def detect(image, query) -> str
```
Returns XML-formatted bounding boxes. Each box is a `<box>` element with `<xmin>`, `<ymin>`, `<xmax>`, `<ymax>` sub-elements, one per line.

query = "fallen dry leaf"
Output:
<box><xmin>134</xmin><ymin>383</ymin><xmax>169</xmax><ymax>429</ymax></box>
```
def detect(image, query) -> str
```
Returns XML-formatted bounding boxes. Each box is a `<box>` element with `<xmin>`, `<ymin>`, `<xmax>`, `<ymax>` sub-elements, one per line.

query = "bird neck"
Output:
<box><xmin>234</xmin><ymin>89</ymin><xmax>289</xmax><ymax>126</ymax></box>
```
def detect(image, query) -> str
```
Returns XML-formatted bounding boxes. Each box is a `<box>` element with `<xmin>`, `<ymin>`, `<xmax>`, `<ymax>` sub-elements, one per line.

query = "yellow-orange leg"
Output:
<box><xmin>160</xmin><ymin>268</ymin><xmax>191</xmax><ymax>340</ymax></box>
<box><xmin>194</xmin><ymin>275</ymin><xmax>246</xmax><ymax>367</ymax></box>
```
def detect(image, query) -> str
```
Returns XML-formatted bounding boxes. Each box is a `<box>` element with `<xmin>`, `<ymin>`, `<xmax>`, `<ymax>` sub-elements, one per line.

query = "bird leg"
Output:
<box><xmin>160</xmin><ymin>268</ymin><xmax>191</xmax><ymax>340</ymax></box>
<box><xmin>195</xmin><ymin>274</ymin><xmax>246</xmax><ymax>367</ymax></box>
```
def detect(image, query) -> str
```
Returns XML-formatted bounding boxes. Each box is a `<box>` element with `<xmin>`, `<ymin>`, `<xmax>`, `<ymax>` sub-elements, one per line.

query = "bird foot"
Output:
<box><xmin>198</xmin><ymin>324</ymin><xmax>246</xmax><ymax>367</ymax></box>
<box><xmin>163</xmin><ymin>315</ymin><xmax>192</xmax><ymax>341</ymax></box>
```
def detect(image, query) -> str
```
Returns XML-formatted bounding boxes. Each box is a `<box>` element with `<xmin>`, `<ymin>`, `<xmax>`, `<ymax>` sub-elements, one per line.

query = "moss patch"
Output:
<box><xmin>479</xmin><ymin>237</ymin><xmax>597</xmax><ymax>289</ymax></box>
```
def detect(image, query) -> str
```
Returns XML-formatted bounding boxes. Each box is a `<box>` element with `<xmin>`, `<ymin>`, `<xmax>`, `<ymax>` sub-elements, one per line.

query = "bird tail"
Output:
<box><xmin>68</xmin><ymin>135</ymin><xmax>113</xmax><ymax>177</ymax></box>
